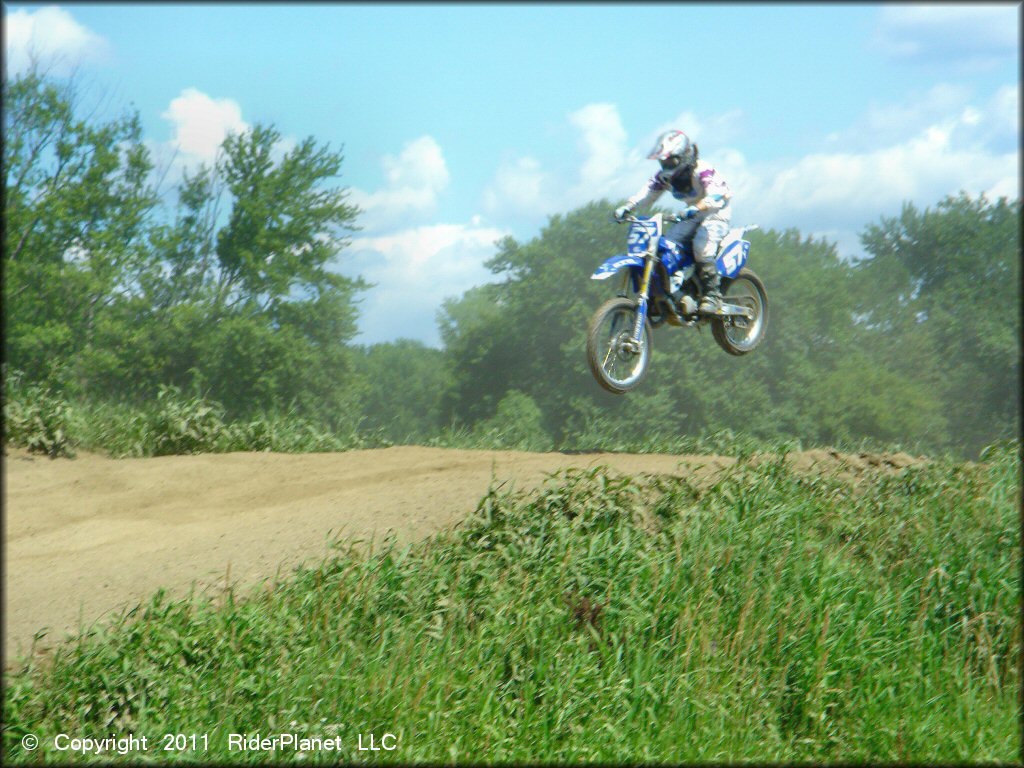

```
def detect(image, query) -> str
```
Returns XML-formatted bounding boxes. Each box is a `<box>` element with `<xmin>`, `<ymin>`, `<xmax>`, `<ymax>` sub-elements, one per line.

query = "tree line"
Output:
<box><xmin>4</xmin><ymin>68</ymin><xmax>1019</xmax><ymax>459</ymax></box>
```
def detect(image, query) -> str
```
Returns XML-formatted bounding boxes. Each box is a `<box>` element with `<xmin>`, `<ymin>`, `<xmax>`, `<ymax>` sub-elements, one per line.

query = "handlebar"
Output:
<box><xmin>615</xmin><ymin>212</ymin><xmax>713</xmax><ymax>225</ymax></box>
<box><xmin>612</xmin><ymin>212</ymin><xmax>645</xmax><ymax>224</ymax></box>
<box><xmin>614</xmin><ymin>212</ymin><xmax>682</xmax><ymax>225</ymax></box>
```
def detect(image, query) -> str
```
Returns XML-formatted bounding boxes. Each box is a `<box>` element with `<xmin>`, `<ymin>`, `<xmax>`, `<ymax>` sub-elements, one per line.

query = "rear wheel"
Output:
<box><xmin>586</xmin><ymin>297</ymin><xmax>652</xmax><ymax>394</ymax></box>
<box><xmin>712</xmin><ymin>267</ymin><xmax>768</xmax><ymax>355</ymax></box>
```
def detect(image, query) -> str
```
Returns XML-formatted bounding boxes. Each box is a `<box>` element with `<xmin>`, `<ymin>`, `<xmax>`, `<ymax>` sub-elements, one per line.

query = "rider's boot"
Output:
<box><xmin>698</xmin><ymin>267</ymin><xmax>723</xmax><ymax>315</ymax></box>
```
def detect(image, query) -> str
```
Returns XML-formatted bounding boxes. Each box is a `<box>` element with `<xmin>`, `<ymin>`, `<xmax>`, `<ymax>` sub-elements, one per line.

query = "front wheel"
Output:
<box><xmin>586</xmin><ymin>297</ymin><xmax>652</xmax><ymax>394</ymax></box>
<box><xmin>712</xmin><ymin>267</ymin><xmax>768</xmax><ymax>355</ymax></box>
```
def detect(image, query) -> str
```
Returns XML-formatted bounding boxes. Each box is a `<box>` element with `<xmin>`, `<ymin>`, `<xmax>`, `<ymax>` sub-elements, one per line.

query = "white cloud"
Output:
<box><xmin>482</xmin><ymin>155</ymin><xmax>555</xmax><ymax>221</ymax></box>
<box><xmin>823</xmin><ymin>82</ymin><xmax>1019</xmax><ymax>158</ymax></box>
<box><xmin>382</xmin><ymin>135</ymin><xmax>449</xmax><ymax>195</ymax></box>
<box><xmin>570</xmin><ymin>103</ymin><xmax>630</xmax><ymax>190</ymax></box>
<box><xmin>150</xmin><ymin>89</ymin><xmax>304</xmax><ymax>202</ymax></box>
<box><xmin>483</xmin><ymin>103</ymin><xmax>649</xmax><ymax>222</ymax></box>
<box><xmin>655</xmin><ymin>108</ymin><xmax>746</xmax><ymax>149</ymax></box>
<box><xmin>330</xmin><ymin>132</ymin><xmax>501</xmax><ymax>344</ymax></box>
<box><xmin>4</xmin><ymin>5</ymin><xmax>111</xmax><ymax>76</ymax></box>
<box><xmin>336</xmin><ymin>90</ymin><xmax>1016</xmax><ymax>344</ymax></box>
<box><xmin>483</xmin><ymin>103</ymin><xmax>749</xmax><ymax>225</ymax></box>
<box><xmin>736</xmin><ymin>100</ymin><xmax>1018</xmax><ymax>258</ymax></box>
<box><xmin>350</xmin><ymin>136</ymin><xmax>450</xmax><ymax>231</ymax></box>
<box><xmin>975</xmin><ymin>84</ymin><xmax>1020</xmax><ymax>153</ymax></box>
<box><xmin>872</xmin><ymin>5</ymin><xmax>1019</xmax><ymax>70</ymax></box>
<box><xmin>482</xmin><ymin>91</ymin><xmax>1017</xmax><ymax>267</ymax></box>
<box><xmin>161</xmin><ymin>88</ymin><xmax>249</xmax><ymax>166</ymax></box>
<box><xmin>826</xmin><ymin>84</ymin><xmax>973</xmax><ymax>151</ymax></box>
<box><xmin>339</xmin><ymin>221</ymin><xmax>507</xmax><ymax>346</ymax></box>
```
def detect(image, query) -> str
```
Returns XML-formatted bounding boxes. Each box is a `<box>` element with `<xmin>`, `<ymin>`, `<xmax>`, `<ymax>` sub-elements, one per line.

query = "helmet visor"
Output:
<box><xmin>659</xmin><ymin>155</ymin><xmax>682</xmax><ymax>171</ymax></box>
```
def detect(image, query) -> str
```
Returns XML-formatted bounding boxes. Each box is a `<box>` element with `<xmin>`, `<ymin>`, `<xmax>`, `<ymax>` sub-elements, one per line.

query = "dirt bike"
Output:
<box><xmin>586</xmin><ymin>212</ymin><xmax>768</xmax><ymax>394</ymax></box>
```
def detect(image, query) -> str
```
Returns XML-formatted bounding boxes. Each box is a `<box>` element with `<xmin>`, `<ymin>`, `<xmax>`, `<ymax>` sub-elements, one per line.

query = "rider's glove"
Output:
<box><xmin>681</xmin><ymin>205</ymin><xmax>700</xmax><ymax>220</ymax></box>
<box><xmin>614</xmin><ymin>205</ymin><xmax>632</xmax><ymax>222</ymax></box>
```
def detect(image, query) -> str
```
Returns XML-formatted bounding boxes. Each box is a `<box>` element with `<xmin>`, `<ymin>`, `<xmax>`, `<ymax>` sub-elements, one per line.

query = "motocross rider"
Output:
<box><xmin>614</xmin><ymin>129</ymin><xmax>731</xmax><ymax>314</ymax></box>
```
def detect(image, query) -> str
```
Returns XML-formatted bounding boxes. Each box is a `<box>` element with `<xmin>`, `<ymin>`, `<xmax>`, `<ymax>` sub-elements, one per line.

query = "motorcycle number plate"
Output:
<box><xmin>627</xmin><ymin>221</ymin><xmax>659</xmax><ymax>255</ymax></box>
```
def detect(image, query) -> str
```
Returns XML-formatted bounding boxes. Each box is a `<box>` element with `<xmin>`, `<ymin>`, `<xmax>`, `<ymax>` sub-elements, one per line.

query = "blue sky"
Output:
<box><xmin>4</xmin><ymin>2</ymin><xmax>1020</xmax><ymax>346</ymax></box>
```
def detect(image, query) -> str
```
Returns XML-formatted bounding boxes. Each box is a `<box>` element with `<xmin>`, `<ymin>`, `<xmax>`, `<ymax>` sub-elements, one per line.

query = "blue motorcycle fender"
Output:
<box><xmin>591</xmin><ymin>253</ymin><xmax>644</xmax><ymax>280</ymax></box>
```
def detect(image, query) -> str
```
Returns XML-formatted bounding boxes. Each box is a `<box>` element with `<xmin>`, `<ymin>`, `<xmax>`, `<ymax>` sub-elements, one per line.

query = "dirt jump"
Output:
<box><xmin>3</xmin><ymin>445</ymin><xmax>921</xmax><ymax>664</ymax></box>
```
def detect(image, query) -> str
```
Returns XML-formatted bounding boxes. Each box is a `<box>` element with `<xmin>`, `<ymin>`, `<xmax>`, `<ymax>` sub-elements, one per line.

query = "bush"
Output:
<box><xmin>473</xmin><ymin>390</ymin><xmax>554</xmax><ymax>451</ymax></box>
<box><xmin>3</xmin><ymin>372</ymin><xmax>76</xmax><ymax>458</ymax></box>
<box><xmin>144</xmin><ymin>385</ymin><xmax>229</xmax><ymax>456</ymax></box>
<box><xmin>220</xmin><ymin>410</ymin><xmax>368</xmax><ymax>453</ymax></box>
<box><xmin>65</xmin><ymin>390</ymin><xmax>370</xmax><ymax>457</ymax></box>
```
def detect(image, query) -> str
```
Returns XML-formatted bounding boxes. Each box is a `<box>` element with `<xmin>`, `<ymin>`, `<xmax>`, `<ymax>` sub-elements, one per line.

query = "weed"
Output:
<box><xmin>3</xmin><ymin>372</ymin><xmax>76</xmax><ymax>458</ymax></box>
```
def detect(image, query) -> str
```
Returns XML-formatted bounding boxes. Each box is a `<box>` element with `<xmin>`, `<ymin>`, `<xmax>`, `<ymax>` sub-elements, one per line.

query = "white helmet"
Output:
<box><xmin>647</xmin><ymin>129</ymin><xmax>697</xmax><ymax>172</ymax></box>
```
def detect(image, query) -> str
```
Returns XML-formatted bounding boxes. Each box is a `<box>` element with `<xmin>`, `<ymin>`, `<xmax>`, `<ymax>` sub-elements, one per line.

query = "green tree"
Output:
<box><xmin>352</xmin><ymin>339</ymin><xmax>450</xmax><ymax>441</ymax></box>
<box><xmin>212</xmin><ymin>125</ymin><xmax>360</xmax><ymax>316</ymax></box>
<box><xmin>720</xmin><ymin>227</ymin><xmax>947</xmax><ymax>447</ymax></box>
<box><xmin>855</xmin><ymin>193</ymin><xmax>1020</xmax><ymax>456</ymax></box>
<box><xmin>3</xmin><ymin>68</ymin><xmax>159</xmax><ymax>391</ymax></box>
<box><xmin>438</xmin><ymin>281</ymin><xmax>518</xmax><ymax>427</ymax></box>
<box><xmin>129</xmin><ymin>122</ymin><xmax>366</xmax><ymax>419</ymax></box>
<box><xmin>4</xmin><ymin>67</ymin><xmax>368</xmax><ymax>429</ymax></box>
<box><xmin>439</xmin><ymin>201</ymin><xmax>628</xmax><ymax>437</ymax></box>
<box><xmin>437</xmin><ymin>199</ymin><xmax>962</xmax><ymax>453</ymax></box>
<box><xmin>473</xmin><ymin>389</ymin><xmax>553</xmax><ymax>450</ymax></box>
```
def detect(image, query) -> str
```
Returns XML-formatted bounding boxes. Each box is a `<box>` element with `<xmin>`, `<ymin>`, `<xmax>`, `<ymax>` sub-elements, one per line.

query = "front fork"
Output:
<box><xmin>631</xmin><ymin>254</ymin><xmax>655</xmax><ymax>344</ymax></box>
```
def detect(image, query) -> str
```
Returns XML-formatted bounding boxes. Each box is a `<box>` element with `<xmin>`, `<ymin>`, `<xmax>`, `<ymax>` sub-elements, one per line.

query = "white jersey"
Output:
<box><xmin>626</xmin><ymin>159</ymin><xmax>731</xmax><ymax>219</ymax></box>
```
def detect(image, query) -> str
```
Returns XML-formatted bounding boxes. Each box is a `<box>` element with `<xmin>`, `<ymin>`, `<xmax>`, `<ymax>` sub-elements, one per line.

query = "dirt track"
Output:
<box><xmin>3</xmin><ymin>445</ymin><xmax>919</xmax><ymax>663</ymax></box>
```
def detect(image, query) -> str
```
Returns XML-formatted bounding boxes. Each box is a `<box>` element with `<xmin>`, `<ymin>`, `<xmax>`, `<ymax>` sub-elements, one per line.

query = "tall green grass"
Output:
<box><xmin>3</xmin><ymin>379</ymin><xmax>374</xmax><ymax>458</ymax></box>
<box><xmin>5</xmin><ymin>370</ymin><xmax>947</xmax><ymax>460</ymax></box>
<box><xmin>2</xmin><ymin>370</ymin><xmax>77</xmax><ymax>458</ymax></box>
<box><xmin>4</xmin><ymin>443</ymin><xmax>1019</xmax><ymax>763</ymax></box>
<box><xmin>67</xmin><ymin>389</ymin><xmax>371</xmax><ymax>457</ymax></box>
